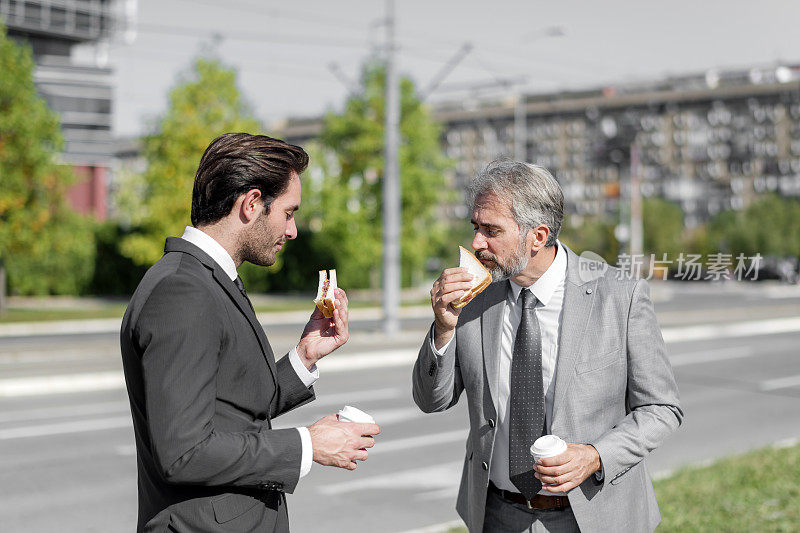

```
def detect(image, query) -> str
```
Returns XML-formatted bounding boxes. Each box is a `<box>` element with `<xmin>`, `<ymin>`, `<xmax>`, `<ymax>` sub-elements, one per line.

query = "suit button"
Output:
<box><xmin>481</xmin><ymin>461</ymin><xmax>488</xmax><ymax>470</ymax></box>
<box><xmin>488</xmin><ymin>419</ymin><xmax>495</xmax><ymax>428</ymax></box>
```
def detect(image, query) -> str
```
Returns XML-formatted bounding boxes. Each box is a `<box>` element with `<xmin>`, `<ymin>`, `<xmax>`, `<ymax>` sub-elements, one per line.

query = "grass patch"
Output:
<box><xmin>433</xmin><ymin>443</ymin><xmax>800</xmax><ymax>533</ymax></box>
<box><xmin>654</xmin><ymin>442</ymin><xmax>800</xmax><ymax>532</ymax></box>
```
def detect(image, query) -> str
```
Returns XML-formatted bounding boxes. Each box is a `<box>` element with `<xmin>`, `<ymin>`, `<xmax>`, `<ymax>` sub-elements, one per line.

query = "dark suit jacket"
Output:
<box><xmin>120</xmin><ymin>237</ymin><xmax>315</xmax><ymax>532</ymax></box>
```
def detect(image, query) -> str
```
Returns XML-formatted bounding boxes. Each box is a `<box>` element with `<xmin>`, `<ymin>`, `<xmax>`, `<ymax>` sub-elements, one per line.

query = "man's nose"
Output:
<box><xmin>472</xmin><ymin>231</ymin><xmax>487</xmax><ymax>251</ymax></box>
<box><xmin>286</xmin><ymin>218</ymin><xmax>298</xmax><ymax>240</ymax></box>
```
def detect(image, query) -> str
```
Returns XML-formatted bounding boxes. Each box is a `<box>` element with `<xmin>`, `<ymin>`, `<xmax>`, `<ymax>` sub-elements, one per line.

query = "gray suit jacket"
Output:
<box><xmin>412</xmin><ymin>246</ymin><xmax>683</xmax><ymax>532</ymax></box>
<box><xmin>120</xmin><ymin>238</ymin><xmax>314</xmax><ymax>532</ymax></box>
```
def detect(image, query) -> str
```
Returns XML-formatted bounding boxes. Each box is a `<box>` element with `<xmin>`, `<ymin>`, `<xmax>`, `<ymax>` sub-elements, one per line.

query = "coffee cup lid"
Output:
<box><xmin>337</xmin><ymin>405</ymin><xmax>375</xmax><ymax>424</ymax></box>
<box><xmin>530</xmin><ymin>434</ymin><xmax>567</xmax><ymax>457</ymax></box>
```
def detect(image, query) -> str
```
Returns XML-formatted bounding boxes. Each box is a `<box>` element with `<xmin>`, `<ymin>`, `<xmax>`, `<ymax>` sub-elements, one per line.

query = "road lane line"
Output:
<box><xmin>0</xmin><ymin>371</ymin><xmax>124</xmax><ymax>397</ymax></box>
<box><xmin>372</xmin><ymin>428</ymin><xmax>468</xmax><ymax>454</ymax></box>
<box><xmin>669</xmin><ymin>347</ymin><xmax>753</xmax><ymax>367</ymax></box>
<box><xmin>317</xmin><ymin>460</ymin><xmax>463</xmax><ymax>495</ymax></box>
<box><xmin>759</xmin><ymin>374</ymin><xmax>800</xmax><ymax>391</ymax></box>
<box><xmin>0</xmin><ymin>416</ymin><xmax>131</xmax><ymax>440</ymax></box>
<box><xmin>662</xmin><ymin>316</ymin><xmax>800</xmax><ymax>343</ymax></box>
<box><xmin>397</xmin><ymin>520</ymin><xmax>464</xmax><ymax>533</ymax></box>
<box><xmin>3</xmin><ymin>316</ymin><xmax>799</xmax><ymax>398</ymax></box>
<box><xmin>305</xmin><ymin>387</ymin><xmax>402</xmax><ymax>408</ymax></box>
<box><xmin>0</xmin><ymin>401</ymin><xmax>128</xmax><ymax>423</ymax></box>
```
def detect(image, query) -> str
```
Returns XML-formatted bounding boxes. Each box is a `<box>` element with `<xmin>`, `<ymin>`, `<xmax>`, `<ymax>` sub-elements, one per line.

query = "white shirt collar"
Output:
<box><xmin>508</xmin><ymin>240</ymin><xmax>567</xmax><ymax>306</ymax></box>
<box><xmin>180</xmin><ymin>226</ymin><xmax>238</xmax><ymax>281</ymax></box>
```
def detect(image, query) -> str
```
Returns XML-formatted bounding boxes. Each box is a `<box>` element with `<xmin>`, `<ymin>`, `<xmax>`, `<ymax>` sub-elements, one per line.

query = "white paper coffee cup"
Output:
<box><xmin>337</xmin><ymin>405</ymin><xmax>375</xmax><ymax>424</ymax></box>
<box><xmin>529</xmin><ymin>434</ymin><xmax>567</xmax><ymax>462</ymax></box>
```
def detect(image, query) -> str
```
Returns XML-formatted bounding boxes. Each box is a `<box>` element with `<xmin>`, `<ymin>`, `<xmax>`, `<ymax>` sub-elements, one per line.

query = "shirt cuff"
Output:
<box><xmin>297</xmin><ymin>427</ymin><xmax>313</xmax><ymax>478</ymax></box>
<box><xmin>429</xmin><ymin>329</ymin><xmax>453</xmax><ymax>357</ymax></box>
<box><xmin>288</xmin><ymin>345</ymin><xmax>319</xmax><ymax>388</ymax></box>
<box><xmin>595</xmin><ymin>468</ymin><xmax>604</xmax><ymax>481</ymax></box>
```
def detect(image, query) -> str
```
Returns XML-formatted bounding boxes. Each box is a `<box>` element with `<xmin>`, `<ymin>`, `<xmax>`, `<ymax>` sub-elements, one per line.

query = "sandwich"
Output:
<box><xmin>451</xmin><ymin>246</ymin><xmax>492</xmax><ymax>309</ymax></box>
<box><xmin>314</xmin><ymin>269</ymin><xmax>338</xmax><ymax>318</ymax></box>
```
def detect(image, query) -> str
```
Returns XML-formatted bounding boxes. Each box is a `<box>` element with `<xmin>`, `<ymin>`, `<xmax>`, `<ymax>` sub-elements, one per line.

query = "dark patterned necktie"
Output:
<box><xmin>508</xmin><ymin>288</ymin><xmax>545</xmax><ymax>499</ymax></box>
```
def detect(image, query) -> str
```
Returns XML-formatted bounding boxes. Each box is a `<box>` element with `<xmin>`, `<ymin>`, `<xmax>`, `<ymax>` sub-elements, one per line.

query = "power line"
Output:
<box><xmin>136</xmin><ymin>22</ymin><xmax>368</xmax><ymax>49</ymax></box>
<box><xmin>174</xmin><ymin>0</ymin><xmax>370</xmax><ymax>33</ymax></box>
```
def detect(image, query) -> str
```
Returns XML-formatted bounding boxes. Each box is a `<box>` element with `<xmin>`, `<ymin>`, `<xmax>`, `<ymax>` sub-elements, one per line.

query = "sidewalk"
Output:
<box><xmin>0</xmin><ymin>305</ymin><xmax>434</xmax><ymax>338</ymax></box>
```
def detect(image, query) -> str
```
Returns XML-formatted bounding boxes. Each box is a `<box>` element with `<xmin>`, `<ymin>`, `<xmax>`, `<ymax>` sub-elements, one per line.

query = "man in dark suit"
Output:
<box><xmin>120</xmin><ymin>133</ymin><xmax>380</xmax><ymax>532</ymax></box>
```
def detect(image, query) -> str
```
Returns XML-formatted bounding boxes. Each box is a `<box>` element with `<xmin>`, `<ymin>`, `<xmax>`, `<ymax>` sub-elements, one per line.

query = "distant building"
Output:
<box><xmin>1</xmin><ymin>0</ymin><xmax>134</xmax><ymax>220</ymax></box>
<box><xmin>273</xmin><ymin>65</ymin><xmax>800</xmax><ymax>229</ymax></box>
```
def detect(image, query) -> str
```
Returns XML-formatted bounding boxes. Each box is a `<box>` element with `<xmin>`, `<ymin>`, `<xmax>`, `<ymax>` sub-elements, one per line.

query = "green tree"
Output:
<box><xmin>709</xmin><ymin>194</ymin><xmax>800</xmax><ymax>257</ymax></box>
<box><xmin>307</xmin><ymin>62</ymin><xmax>452</xmax><ymax>289</ymax></box>
<box><xmin>0</xmin><ymin>22</ymin><xmax>96</xmax><ymax>297</ymax></box>
<box><xmin>559</xmin><ymin>216</ymin><xmax>620</xmax><ymax>265</ymax></box>
<box><xmin>119</xmin><ymin>57</ymin><xmax>260</xmax><ymax>268</ymax></box>
<box><xmin>642</xmin><ymin>198</ymin><xmax>684</xmax><ymax>258</ymax></box>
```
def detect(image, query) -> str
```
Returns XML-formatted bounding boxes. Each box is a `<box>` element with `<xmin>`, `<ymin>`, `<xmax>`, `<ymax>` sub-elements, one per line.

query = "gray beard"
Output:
<box><xmin>480</xmin><ymin>236</ymin><xmax>529</xmax><ymax>282</ymax></box>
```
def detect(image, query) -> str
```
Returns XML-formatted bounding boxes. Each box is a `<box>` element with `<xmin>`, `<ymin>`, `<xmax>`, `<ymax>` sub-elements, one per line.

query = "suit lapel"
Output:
<box><xmin>164</xmin><ymin>238</ymin><xmax>279</xmax><ymax>392</ymax></box>
<box><xmin>552</xmin><ymin>247</ymin><xmax>598</xmax><ymax>421</ymax></box>
<box><xmin>481</xmin><ymin>281</ymin><xmax>508</xmax><ymax>410</ymax></box>
<box><xmin>211</xmin><ymin>268</ymin><xmax>279</xmax><ymax>389</ymax></box>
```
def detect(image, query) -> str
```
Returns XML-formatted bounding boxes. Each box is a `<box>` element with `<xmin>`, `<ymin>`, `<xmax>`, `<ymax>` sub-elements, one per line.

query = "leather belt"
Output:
<box><xmin>488</xmin><ymin>481</ymin><xmax>570</xmax><ymax>510</ymax></box>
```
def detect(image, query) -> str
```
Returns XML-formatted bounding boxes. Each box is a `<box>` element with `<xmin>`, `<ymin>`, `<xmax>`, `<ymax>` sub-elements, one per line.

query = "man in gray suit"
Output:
<box><xmin>412</xmin><ymin>159</ymin><xmax>682</xmax><ymax>532</ymax></box>
<box><xmin>121</xmin><ymin>133</ymin><xmax>380</xmax><ymax>532</ymax></box>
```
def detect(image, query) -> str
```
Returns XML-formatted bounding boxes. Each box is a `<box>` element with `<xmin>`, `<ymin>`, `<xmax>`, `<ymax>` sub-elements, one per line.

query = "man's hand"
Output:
<box><xmin>297</xmin><ymin>288</ymin><xmax>349</xmax><ymax>369</ymax></box>
<box><xmin>534</xmin><ymin>443</ymin><xmax>601</xmax><ymax>493</ymax></box>
<box><xmin>430</xmin><ymin>267</ymin><xmax>474</xmax><ymax>349</ymax></box>
<box><xmin>308</xmin><ymin>414</ymin><xmax>380</xmax><ymax>470</ymax></box>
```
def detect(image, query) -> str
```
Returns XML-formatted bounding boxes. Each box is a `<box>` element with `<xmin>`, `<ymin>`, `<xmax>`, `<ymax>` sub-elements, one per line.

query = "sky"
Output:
<box><xmin>106</xmin><ymin>0</ymin><xmax>800</xmax><ymax>138</ymax></box>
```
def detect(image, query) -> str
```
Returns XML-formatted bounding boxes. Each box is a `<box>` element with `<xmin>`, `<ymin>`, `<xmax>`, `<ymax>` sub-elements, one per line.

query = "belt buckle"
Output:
<box><xmin>526</xmin><ymin>498</ymin><xmax>534</xmax><ymax>510</ymax></box>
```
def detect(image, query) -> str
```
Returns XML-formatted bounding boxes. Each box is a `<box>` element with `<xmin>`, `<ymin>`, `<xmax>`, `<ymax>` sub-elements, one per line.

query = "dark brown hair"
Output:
<box><xmin>191</xmin><ymin>133</ymin><xmax>309</xmax><ymax>226</ymax></box>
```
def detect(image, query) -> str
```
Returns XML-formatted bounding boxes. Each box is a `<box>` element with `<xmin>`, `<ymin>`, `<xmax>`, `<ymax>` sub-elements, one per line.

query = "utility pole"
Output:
<box><xmin>514</xmin><ymin>93</ymin><xmax>527</xmax><ymax>161</ymax></box>
<box><xmin>629</xmin><ymin>141</ymin><xmax>643</xmax><ymax>257</ymax></box>
<box><xmin>382</xmin><ymin>0</ymin><xmax>401</xmax><ymax>336</ymax></box>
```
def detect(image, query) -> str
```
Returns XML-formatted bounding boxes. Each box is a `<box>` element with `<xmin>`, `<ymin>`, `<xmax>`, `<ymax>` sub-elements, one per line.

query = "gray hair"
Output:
<box><xmin>467</xmin><ymin>158</ymin><xmax>564</xmax><ymax>247</ymax></box>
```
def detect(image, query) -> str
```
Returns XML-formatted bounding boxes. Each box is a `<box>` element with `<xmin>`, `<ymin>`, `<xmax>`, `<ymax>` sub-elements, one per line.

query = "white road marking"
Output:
<box><xmin>0</xmin><ymin>416</ymin><xmax>131</xmax><ymax>440</ymax></box>
<box><xmin>2</xmin><ymin>316</ymin><xmax>798</xmax><ymax>398</ymax></box>
<box><xmin>759</xmin><ymin>373</ymin><xmax>800</xmax><ymax>391</ymax></box>
<box><xmin>669</xmin><ymin>347</ymin><xmax>753</xmax><ymax>367</ymax></box>
<box><xmin>0</xmin><ymin>401</ymin><xmax>128</xmax><ymax>423</ymax></box>
<box><xmin>662</xmin><ymin>316</ymin><xmax>800</xmax><ymax>344</ymax></box>
<box><xmin>371</xmin><ymin>429</ymin><xmax>467</xmax><ymax>455</ymax></box>
<box><xmin>307</xmin><ymin>387</ymin><xmax>402</xmax><ymax>408</ymax></box>
<box><xmin>317</xmin><ymin>460</ymin><xmax>463</xmax><ymax>495</ymax></box>
<box><xmin>318</xmin><ymin>349</ymin><xmax>417</xmax><ymax>372</ymax></box>
<box><xmin>397</xmin><ymin>520</ymin><xmax>465</xmax><ymax>533</ymax></box>
<box><xmin>0</xmin><ymin>371</ymin><xmax>125</xmax><ymax>397</ymax></box>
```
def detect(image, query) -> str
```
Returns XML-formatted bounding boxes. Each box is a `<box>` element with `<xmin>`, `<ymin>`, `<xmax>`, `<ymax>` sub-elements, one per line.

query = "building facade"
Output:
<box><xmin>274</xmin><ymin>66</ymin><xmax>800</xmax><ymax>230</ymax></box>
<box><xmin>1</xmin><ymin>0</ymin><xmax>128</xmax><ymax>220</ymax></box>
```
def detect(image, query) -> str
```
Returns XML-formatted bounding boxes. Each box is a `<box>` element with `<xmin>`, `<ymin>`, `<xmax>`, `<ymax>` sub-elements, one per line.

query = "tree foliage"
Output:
<box><xmin>709</xmin><ymin>194</ymin><xmax>800</xmax><ymax>257</ymax></box>
<box><xmin>0</xmin><ymin>22</ymin><xmax>95</xmax><ymax>295</ymax></box>
<box><xmin>642</xmin><ymin>197</ymin><xmax>684</xmax><ymax>258</ymax></box>
<box><xmin>305</xmin><ymin>62</ymin><xmax>452</xmax><ymax>289</ymax></box>
<box><xmin>119</xmin><ymin>57</ymin><xmax>260</xmax><ymax>267</ymax></box>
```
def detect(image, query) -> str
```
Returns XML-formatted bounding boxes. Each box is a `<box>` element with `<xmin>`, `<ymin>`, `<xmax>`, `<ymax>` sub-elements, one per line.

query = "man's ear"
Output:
<box><xmin>239</xmin><ymin>189</ymin><xmax>264</xmax><ymax>223</ymax></box>
<box><xmin>529</xmin><ymin>225</ymin><xmax>550</xmax><ymax>251</ymax></box>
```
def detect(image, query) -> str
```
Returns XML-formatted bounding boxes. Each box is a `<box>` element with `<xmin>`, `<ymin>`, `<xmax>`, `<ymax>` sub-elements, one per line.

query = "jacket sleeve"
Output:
<box><xmin>270</xmin><ymin>354</ymin><xmax>315</xmax><ymax>419</ymax></box>
<box><xmin>412</xmin><ymin>323</ymin><xmax>464</xmax><ymax>413</ymax></box>
<box><xmin>135</xmin><ymin>275</ymin><xmax>304</xmax><ymax>493</ymax></box>
<box><xmin>590</xmin><ymin>278</ymin><xmax>684</xmax><ymax>484</ymax></box>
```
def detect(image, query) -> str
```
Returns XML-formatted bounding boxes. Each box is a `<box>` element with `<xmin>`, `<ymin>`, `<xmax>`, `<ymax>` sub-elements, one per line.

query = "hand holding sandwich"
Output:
<box><xmin>297</xmin><ymin>286</ymin><xmax>349</xmax><ymax>370</ymax></box>
<box><xmin>430</xmin><ymin>246</ymin><xmax>492</xmax><ymax>350</ymax></box>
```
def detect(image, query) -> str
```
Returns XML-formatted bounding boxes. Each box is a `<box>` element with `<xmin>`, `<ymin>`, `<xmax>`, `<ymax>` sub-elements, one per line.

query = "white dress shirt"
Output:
<box><xmin>434</xmin><ymin>241</ymin><xmax>567</xmax><ymax>494</ymax></box>
<box><xmin>181</xmin><ymin>226</ymin><xmax>318</xmax><ymax>478</ymax></box>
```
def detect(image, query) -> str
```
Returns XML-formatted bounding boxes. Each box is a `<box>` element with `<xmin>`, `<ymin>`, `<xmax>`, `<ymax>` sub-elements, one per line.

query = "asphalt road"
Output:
<box><xmin>1</xmin><ymin>282</ymin><xmax>799</xmax><ymax>532</ymax></box>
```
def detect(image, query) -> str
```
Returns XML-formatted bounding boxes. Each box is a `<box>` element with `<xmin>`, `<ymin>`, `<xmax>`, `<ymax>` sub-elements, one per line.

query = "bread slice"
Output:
<box><xmin>314</xmin><ymin>269</ymin><xmax>337</xmax><ymax>318</ymax></box>
<box><xmin>452</xmin><ymin>246</ymin><xmax>492</xmax><ymax>309</ymax></box>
